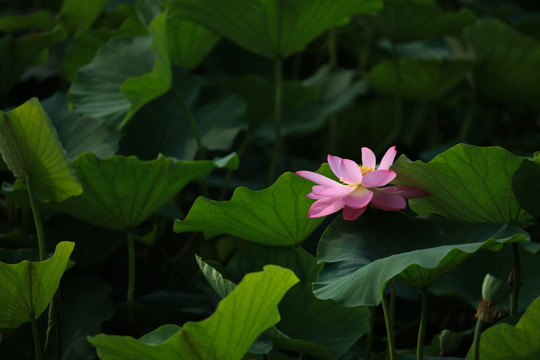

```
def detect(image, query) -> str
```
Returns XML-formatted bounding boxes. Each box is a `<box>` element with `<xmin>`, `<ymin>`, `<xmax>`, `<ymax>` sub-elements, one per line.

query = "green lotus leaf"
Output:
<box><xmin>0</xmin><ymin>10</ymin><xmax>56</xmax><ymax>32</ymax></box>
<box><xmin>450</xmin><ymin>20</ymin><xmax>540</xmax><ymax>108</ymax></box>
<box><xmin>364</xmin><ymin>0</ymin><xmax>475</xmax><ymax>43</ymax></box>
<box><xmin>55</xmin><ymin>152</ymin><xmax>238</xmax><ymax>231</ymax></box>
<box><xmin>60</xmin><ymin>0</ymin><xmax>109</xmax><ymax>29</ymax></box>
<box><xmin>0</xmin><ymin>98</ymin><xmax>82</xmax><ymax>202</ymax></box>
<box><xmin>370</xmin><ymin>58</ymin><xmax>473</xmax><ymax>101</ymax></box>
<box><xmin>225</xmin><ymin>244</ymin><xmax>372</xmax><ymax>359</ymax></box>
<box><xmin>138</xmin><ymin>324</ymin><xmax>182</xmax><ymax>345</ymax></box>
<box><xmin>197</xmin><ymin>256</ymin><xmax>330</xmax><ymax>359</ymax></box>
<box><xmin>167</xmin><ymin>16</ymin><xmax>220</xmax><ymax>69</ymax></box>
<box><xmin>68</xmin><ymin>35</ymin><xmax>154</xmax><ymax>129</ymax></box>
<box><xmin>120</xmin><ymin>12</ymin><xmax>171</xmax><ymax>128</ymax></box>
<box><xmin>169</xmin><ymin>0</ymin><xmax>382</xmax><ymax>59</ymax></box>
<box><xmin>254</xmin><ymin>64</ymin><xmax>370</xmax><ymax>142</ymax></box>
<box><xmin>313</xmin><ymin>212</ymin><xmax>529</xmax><ymax>307</ymax></box>
<box><xmin>89</xmin><ymin>265</ymin><xmax>299</xmax><ymax>360</ymax></box>
<box><xmin>69</xmin><ymin>13</ymin><xmax>171</xmax><ymax>130</ymax></box>
<box><xmin>120</xmin><ymin>70</ymin><xmax>247</xmax><ymax>161</ymax></box>
<box><xmin>468</xmin><ymin>295</ymin><xmax>540</xmax><ymax>359</ymax></box>
<box><xmin>196</xmin><ymin>256</ymin><xmax>236</xmax><ymax>299</ymax></box>
<box><xmin>64</xmin><ymin>28</ymin><xmax>114</xmax><ymax>82</ymax></box>
<box><xmin>174</xmin><ymin>171</ymin><xmax>325</xmax><ymax>246</ymax></box>
<box><xmin>391</xmin><ymin>143</ymin><xmax>533</xmax><ymax>223</ymax></box>
<box><xmin>41</xmin><ymin>92</ymin><xmax>121</xmax><ymax>160</ymax></box>
<box><xmin>0</xmin><ymin>25</ymin><xmax>67</xmax><ymax>97</ymax></box>
<box><xmin>512</xmin><ymin>155</ymin><xmax>540</xmax><ymax>217</ymax></box>
<box><xmin>0</xmin><ymin>242</ymin><xmax>75</xmax><ymax>328</ymax></box>
<box><xmin>219</xmin><ymin>75</ymin><xmax>319</xmax><ymax>126</ymax></box>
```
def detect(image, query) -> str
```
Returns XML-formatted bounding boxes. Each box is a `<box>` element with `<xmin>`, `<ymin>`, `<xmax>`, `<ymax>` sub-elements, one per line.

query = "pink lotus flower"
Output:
<box><xmin>296</xmin><ymin>146</ymin><xmax>429</xmax><ymax>220</ymax></box>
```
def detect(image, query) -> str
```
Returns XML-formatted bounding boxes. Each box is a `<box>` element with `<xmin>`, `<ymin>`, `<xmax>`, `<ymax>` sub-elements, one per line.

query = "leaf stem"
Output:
<box><xmin>44</xmin><ymin>291</ymin><xmax>60</xmax><ymax>357</ymax></box>
<box><xmin>381</xmin><ymin>288</ymin><xmax>396</xmax><ymax>360</ymax></box>
<box><xmin>365</xmin><ymin>306</ymin><xmax>376</xmax><ymax>360</ymax></box>
<box><xmin>26</xmin><ymin>176</ymin><xmax>46</xmax><ymax>261</ymax></box>
<box><xmin>417</xmin><ymin>289</ymin><xmax>429</xmax><ymax>360</ymax></box>
<box><xmin>510</xmin><ymin>242</ymin><xmax>522</xmax><ymax>315</ymax></box>
<box><xmin>267</xmin><ymin>58</ymin><xmax>283</xmax><ymax>184</ymax></box>
<box><xmin>171</xmin><ymin>87</ymin><xmax>208</xmax><ymax>195</ymax></box>
<box><xmin>390</xmin><ymin>280</ymin><xmax>396</xmax><ymax>330</ymax></box>
<box><xmin>127</xmin><ymin>231</ymin><xmax>136</xmax><ymax>326</ymax></box>
<box><xmin>171</xmin><ymin>87</ymin><xmax>205</xmax><ymax>160</ymax></box>
<box><xmin>472</xmin><ymin>312</ymin><xmax>484</xmax><ymax>360</ymax></box>
<box><xmin>31</xmin><ymin>317</ymin><xmax>43</xmax><ymax>360</ymax></box>
<box><xmin>218</xmin><ymin>131</ymin><xmax>249</xmax><ymax>200</ymax></box>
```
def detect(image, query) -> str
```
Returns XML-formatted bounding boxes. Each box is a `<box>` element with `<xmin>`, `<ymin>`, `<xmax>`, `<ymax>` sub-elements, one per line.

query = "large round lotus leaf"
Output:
<box><xmin>90</xmin><ymin>265</ymin><xmax>298</xmax><ymax>360</ymax></box>
<box><xmin>170</xmin><ymin>0</ymin><xmax>382</xmax><ymax>59</ymax></box>
<box><xmin>56</xmin><ymin>153</ymin><xmax>237</xmax><ymax>231</ymax></box>
<box><xmin>174</xmin><ymin>171</ymin><xmax>327</xmax><ymax>246</ymax></box>
<box><xmin>0</xmin><ymin>242</ymin><xmax>75</xmax><ymax>328</ymax></box>
<box><xmin>0</xmin><ymin>98</ymin><xmax>82</xmax><ymax>202</ymax></box>
<box><xmin>391</xmin><ymin>143</ymin><xmax>533</xmax><ymax>223</ymax></box>
<box><xmin>313</xmin><ymin>212</ymin><xmax>529</xmax><ymax>307</ymax></box>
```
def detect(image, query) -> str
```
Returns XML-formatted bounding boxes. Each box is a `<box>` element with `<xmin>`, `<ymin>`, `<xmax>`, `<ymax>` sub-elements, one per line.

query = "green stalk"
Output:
<box><xmin>171</xmin><ymin>87</ymin><xmax>208</xmax><ymax>195</ymax></box>
<box><xmin>390</xmin><ymin>280</ymin><xmax>397</xmax><ymax>330</ymax></box>
<box><xmin>218</xmin><ymin>131</ymin><xmax>250</xmax><ymax>200</ymax></box>
<box><xmin>417</xmin><ymin>289</ymin><xmax>429</xmax><ymax>360</ymax></box>
<box><xmin>55</xmin><ymin>300</ymin><xmax>62</xmax><ymax>360</ymax></box>
<box><xmin>44</xmin><ymin>291</ymin><xmax>60</xmax><ymax>356</ymax></box>
<box><xmin>510</xmin><ymin>243</ymin><xmax>522</xmax><ymax>315</ymax></box>
<box><xmin>267</xmin><ymin>58</ymin><xmax>283</xmax><ymax>184</ymax></box>
<box><xmin>53</xmin><ymin>290</ymin><xmax>62</xmax><ymax>360</ymax></box>
<box><xmin>127</xmin><ymin>231</ymin><xmax>136</xmax><ymax>326</ymax></box>
<box><xmin>472</xmin><ymin>312</ymin><xmax>484</xmax><ymax>360</ymax></box>
<box><xmin>381</xmin><ymin>290</ymin><xmax>396</xmax><ymax>360</ymax></box>
<box><xmin>31</xmin><ymin>317</ymin><xmax>43</xmax><ymax>360</ymax></box>
<box><xmin>365</xmin><ymin>306</ymin><xmax>376</xmax><ymax>360</ymax></box>
<box><xmin>26</xmin><ymin>176</ymin><xmax>46</xmax><ymax>261</ymax></box>
<box><xmin>357</xmin><ymin>27</ymin><xmax>372</xmax><ymax>75</ymax></box>
<box><xmin>26</xmin><ymin>178</ymin><xmax>46</xmax><ymax>360</ymax></box>
<box><xmin>171</xmin><ymin>87</ymin><xmax>205</xmax><ymax>160</ymax></box>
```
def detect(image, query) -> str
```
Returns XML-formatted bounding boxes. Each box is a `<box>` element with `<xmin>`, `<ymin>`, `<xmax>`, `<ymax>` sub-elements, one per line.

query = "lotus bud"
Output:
<box><xmin>439</xmin><ymin>329</ymin><xmax>463</xmax><ymax>356</ymax></box>
<box><xmin>482</xmin><ymin>273</ymin><xmax>512</xmax><ymax>305</ymax></box>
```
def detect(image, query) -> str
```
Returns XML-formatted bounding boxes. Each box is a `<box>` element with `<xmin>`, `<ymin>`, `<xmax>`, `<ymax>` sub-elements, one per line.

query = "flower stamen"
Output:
<box><xmin>360</xmin><ymin>166</ymin><xmax>374</xmax><ymax>175</ymax></box>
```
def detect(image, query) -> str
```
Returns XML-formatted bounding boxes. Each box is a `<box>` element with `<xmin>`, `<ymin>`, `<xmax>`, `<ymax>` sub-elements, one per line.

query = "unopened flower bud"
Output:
<box><xmin>482</xmin><ymin>273</ymin><xmax>512</xmax><ymax>305</ymax></box>
<box><xmin>439</xmin><ymin>329</ymin><xmax>463</xmax><ymax>356</ymax></box>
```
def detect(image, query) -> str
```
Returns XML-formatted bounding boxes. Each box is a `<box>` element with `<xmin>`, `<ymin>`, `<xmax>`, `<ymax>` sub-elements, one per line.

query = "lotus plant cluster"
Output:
<box><xmin>0</xmin><ymin>0</ymin><xmax>539</xmax><ymax>359</ymax></box>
